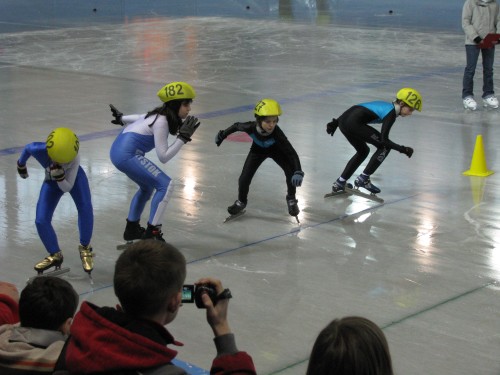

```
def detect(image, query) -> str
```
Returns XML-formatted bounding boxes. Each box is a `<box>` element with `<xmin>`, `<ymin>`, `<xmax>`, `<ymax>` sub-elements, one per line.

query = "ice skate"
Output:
<box><xmin>483</xmin><ymin>95</ymin><xmax>499</xmax><ymax>109</ymax></box>
<box><xmin>79</xmin><ymin>245</ymin><xmax>94</xmax><ymax>274</ymax></box>
<box><xmin>142</xmin><ymin>223</ymin><xmax>165</xmax><ymax>242</ymax></box>
<box><xmin>34</xmin><ymin>251</ymin><xmax>64</xmax><ymax>275</ymax></box>
<box><xmin>324</xmin><ymin>179</ymin><xmax>348</xmax><ymax>198</ymax></box>
<box><xmin>224</xmin><ymin>200</ymin><xmax>247</xmax><ymax>223</ymax></box>
<box><xmin>117</xmin><ymin>219</ymin><xmax>145</xmax><ymax>250</ymax></box>
<box><xmin>354</xmin><ymin>175</ymin><xmax>381</xmax><ymax>194</ymax></box>
<box><xmin>286</xmin><ymin>195</ymin><xmax>300</xmax><ymax>223</ymax></box>
<box><xmin>463</xmin><ymin>96</ymin><xmax>477</xmax><ymax>111</ymax></box>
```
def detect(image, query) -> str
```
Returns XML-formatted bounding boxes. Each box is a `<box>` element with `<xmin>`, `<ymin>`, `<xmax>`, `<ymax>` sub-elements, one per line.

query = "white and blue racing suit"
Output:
<box><xmin>109</xmin><ymin>114</ymin><xmax>185</xmax><ymax>226</ymax></box>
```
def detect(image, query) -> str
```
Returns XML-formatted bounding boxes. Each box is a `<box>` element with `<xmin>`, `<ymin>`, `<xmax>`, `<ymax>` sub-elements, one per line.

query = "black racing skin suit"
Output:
<box><xmin>337</xmin><ymin>104</ymin><xmax>406</xmax><ymax>180</ymax></box>
<box><xmin>220</xmin><ymin>121</ymin><xmax>302</xmax><ymax>203</ymax></box>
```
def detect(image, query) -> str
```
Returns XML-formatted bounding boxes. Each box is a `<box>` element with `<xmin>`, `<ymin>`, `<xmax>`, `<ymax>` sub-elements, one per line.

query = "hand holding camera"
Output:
<box><xmin>183</xmin><ymin>278</ymin><xmax>233</xmax><ymax>337</ymax></box>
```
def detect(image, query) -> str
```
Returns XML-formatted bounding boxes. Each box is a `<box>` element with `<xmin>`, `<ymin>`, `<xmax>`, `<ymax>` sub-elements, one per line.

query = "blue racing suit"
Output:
<box><xmin>17</xmin><ymin>143</ymin><xmax>93</xmax><ymax>254</ymax></box>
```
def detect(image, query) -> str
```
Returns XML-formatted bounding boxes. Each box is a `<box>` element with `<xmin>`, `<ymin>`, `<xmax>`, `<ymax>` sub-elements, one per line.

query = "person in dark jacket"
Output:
<box><xmin>215</xmin><ymin>98</ymin><xmax>304</xmax><ymax>219</ymax></box>
<box><xmin>54</xmin><ymin>240</ymin><xmax>256</xmax><ymax>375</ymax></box>
<box><xmin>326</xmin><ymin>88</ymin><xmax>421</xmax><ymax>195</ymax></box>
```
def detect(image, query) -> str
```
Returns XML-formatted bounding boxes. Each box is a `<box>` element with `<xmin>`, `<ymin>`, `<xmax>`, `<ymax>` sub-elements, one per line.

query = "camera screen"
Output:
<box><xmin>182</xmin><ymin>285</ymin><xmax>195</xmax><ymax>303</ymax></box>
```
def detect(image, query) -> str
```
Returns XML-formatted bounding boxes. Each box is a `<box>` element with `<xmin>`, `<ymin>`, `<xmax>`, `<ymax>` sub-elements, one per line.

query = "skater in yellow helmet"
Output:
<box><xmin>215</xmin><ymin>98</ymin><xmax>304</xmax><ymax>221</ymax></box>
<box><xmin>109</xmin><ymin>82</ymin><xmax>200</xmax><ymax>244</ymax></box>
<box><xmin>16</xmin><ymin>127</ymin><xmax>94</xmax><ymax>275</ymax></box>
<box><xmin>326</xmin><ymin>88</ymin><xmax>421</xmax><ymax>195</ymax></box>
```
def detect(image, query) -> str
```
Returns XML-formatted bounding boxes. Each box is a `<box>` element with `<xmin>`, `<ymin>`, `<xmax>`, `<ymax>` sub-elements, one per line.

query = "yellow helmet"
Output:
<box><xmin>254</xmin><ymin>98</ymin><xmax>282</xmax><ymax>117</ymax></box>
<box><xmin>46</xmin><ymin>128</ymin><xmax>79</xmax><ymax>163</ymax></box>
<box><xmin>157</xmin><ymin>82</ymin><xmax>196</xmax><ymax>103</ymax></box>
<box><xmin>396</xmin><ymin>87</ymin><xmax>422</xmax><ymax>112</ymax></box>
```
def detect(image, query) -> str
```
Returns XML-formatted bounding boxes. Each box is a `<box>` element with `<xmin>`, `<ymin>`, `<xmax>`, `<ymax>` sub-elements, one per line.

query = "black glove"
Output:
<box><xmin>401</xmin><ymin>146</ymin><xmax>414</xmax><ymax>158</ymax></box>
<box><xmin>17</xmin><ymin>161</ymin><xmax>29</xmax><ymax>179</ymax></box>
<box><xmin>109</xmin><ymin>104</ymin><xmax>124</xmax><ymax>126</ymax></box>
<box><xmin>474</xmin><ymin>36</ymin><xmax>483</xmax><ymax>44</ymax></box>
<box><xmin>178</xmin><ymin>116</ymin><xmax>201</xmax><ymax>143</ymax></box>
<box><xmin>291</xmin><ymin>171</ymin><xmax>304</xmax><ymax>187</ymax></box>
<box><xmin>326</xmin><ymin>118</ymin><xmax>338</xmax><ymax>136</ymax></box>
<box><xmin>50</xmin><ymin>164</ymin><xmax>65</xmax><ymax>181</ymax></box>
<box><xmin>215</xmin><ymin>130</ymin><xmax>226</xmax><ymax>147</ymax></box>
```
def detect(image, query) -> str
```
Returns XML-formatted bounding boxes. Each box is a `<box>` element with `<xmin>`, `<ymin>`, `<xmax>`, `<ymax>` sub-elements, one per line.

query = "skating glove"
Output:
<box><xmin>326</xmin><ymin>118</ymin><xmax>338</xmax><ymax>136</ymax></box>
<box><xmin>109</xmin><ymin>104</ymin><xmax>124</xmax><ymax>126</ymax></box>
<box><xmin>215</xmin><ymin>130</ymin><xmax>226</xmax><ymax>146</ymax></box>
<box><xmin>17</xmin><ymin>161</ymin><xmax>28</xmax><ymax>179</ymax></box>
<box><xmin>178</xmin><ymin>116</ymin><xmax>201</xmax><ymax>143</ymax></box>
<box><xmin>291</xmin><ymin>171</ymin><xmax>304</xmax><ymax>187</ymax></box>
<box><xmin>400</xmin><ymin>146</ymin><xmax>414</xmax><ymax>158</ymax></box>
<box><xmin>474</xmin><ymin>36</ymin><xmax>482</xmax><ymax>44</ymax></box>
<box><xmin>50</xmin><ymin>164</ymin><xmax>65</xmax><ymax>181</ymax></box>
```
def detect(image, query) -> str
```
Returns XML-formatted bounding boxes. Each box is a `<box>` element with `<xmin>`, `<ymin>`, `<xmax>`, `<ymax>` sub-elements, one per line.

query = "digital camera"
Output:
<box><xmin>182</xmin><ymin>284</ymin><xmax>217</xmax><ymax>308</ymax></box>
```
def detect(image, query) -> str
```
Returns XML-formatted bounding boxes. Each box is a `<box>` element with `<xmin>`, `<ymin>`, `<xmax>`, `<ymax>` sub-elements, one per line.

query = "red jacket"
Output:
<box><xmin>58</xmin><ymin>302</ymin><xmax>255</xmax><ymax>375</ymax></box>
<box><xmin>0</xmin><ymin>294</ymin><xmax>19</xmax><ymax>326</ymax></box>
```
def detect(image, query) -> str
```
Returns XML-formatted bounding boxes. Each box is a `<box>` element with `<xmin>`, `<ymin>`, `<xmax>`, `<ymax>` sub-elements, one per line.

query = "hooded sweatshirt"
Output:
<box><xmin>56</xmin><ymin>302</ymin><xmax>255</xmax><ymax>375</ymax></box>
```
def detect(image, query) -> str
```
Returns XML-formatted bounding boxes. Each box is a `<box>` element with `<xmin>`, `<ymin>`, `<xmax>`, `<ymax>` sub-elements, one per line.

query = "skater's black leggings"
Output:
<box><xmin>339</xmin><ymin>108</ymin><xmax>390</xmax><ymax>180</ymax></box>
<box><xmin>238</xmin><ymin>151</ymin><xmax>296</xmax><ymax>203</ymax></box>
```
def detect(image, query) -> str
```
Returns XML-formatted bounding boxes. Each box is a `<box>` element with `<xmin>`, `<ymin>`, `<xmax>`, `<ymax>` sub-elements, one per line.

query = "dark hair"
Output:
<box><xmin>114</xmin><ymin>240</ymin><xmax>186</xmax><ymax>318</ymax></box>
<box><xmin>306</xmin><ymin>316</ymin><xmax>393</xmax><ymax>375</ymax></box>
<box><xmin>19</xmin><ymin>276</ymin><xmax>78</xmax><ymax>330</ymax></box>
<box><xmin>145</xmin><ymin>99</ymin><xmax>192</xmax><ymax>135</ymax></box>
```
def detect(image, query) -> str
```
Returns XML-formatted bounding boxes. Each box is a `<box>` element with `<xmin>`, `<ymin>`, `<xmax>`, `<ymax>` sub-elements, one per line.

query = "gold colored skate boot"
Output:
<box><xmin>78</xmin><ymin>244</ymin><xmax>94</xmax><ymax>274</ymax></box>
<box><xmin>34</xmin><ymin>251</ymin><xmax>64</xmax><ymax>274</ymax></box>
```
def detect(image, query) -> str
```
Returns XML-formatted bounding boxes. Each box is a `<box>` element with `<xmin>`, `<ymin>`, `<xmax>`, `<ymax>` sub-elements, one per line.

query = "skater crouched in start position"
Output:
<box><xmin>215</xmin><ymin>98</ymin><xmax>304</xmax><ymax>218</ymax></box>
<box><xmin>17</xmin><ymin>128</ymin><xmax>94</xmax><ymax>274</ymax></box>
<box><xmin>327</xmin><ymin>87</ymin><xmax>421</xmax><ymax>195</ymax></box>
<box><xmin>109</xmin><ymin>81</ymin><xmax>200</xmax><ymax>242</ymax></box>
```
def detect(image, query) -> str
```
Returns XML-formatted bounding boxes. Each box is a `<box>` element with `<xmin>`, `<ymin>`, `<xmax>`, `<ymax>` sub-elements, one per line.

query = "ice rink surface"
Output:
<box><xmin>0</xmin><ymin>1</ymin><xmax>499</xmax><ymax>374</ymax></box>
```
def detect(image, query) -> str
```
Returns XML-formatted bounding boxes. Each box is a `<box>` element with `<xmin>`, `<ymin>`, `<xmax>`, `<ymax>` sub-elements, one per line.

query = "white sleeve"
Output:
<box><xmin>122</xmin><ymin>114</ymin><xmax>145</xmax><ymax>125</ymax></box>
<box><xmin>153</xmin><ymin>118</ymin><xmax>185</xmax><ymax>164</ymax></box>
<box><xmin>56</xmin><ymin>155</ymin><xmax>80</xmax><ymax>193</ymax></box>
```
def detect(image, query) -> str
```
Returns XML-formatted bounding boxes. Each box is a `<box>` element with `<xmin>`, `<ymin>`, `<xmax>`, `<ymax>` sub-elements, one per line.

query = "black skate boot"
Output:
<box><xmin>331</xmin><ymin>178</ymin><xmax>347</xmax><ymax>193</ymax></box>
<box><xmin>286</xmin><ymin>195</ymin><xmax>300</xmax><ymax>217</ymax></box>
<box><xmin>142</xmin><ymin>223</ymin><xmax>165</xmax><ymax>242</ymax></box>
<box><xmin>354</xmin><ymin>174</ymin><xmax>381</xmax><ymax>194</ymax></box>
<box><xmin>227</xmin><ymin>200</ymin><xmax>246</xmax><ymax>215</ymax></box>
<box><xmin>78</xmin><ymin>244</ymin><xmax>94</xmax><ymax>274</ymax></box>
<box><xmin>34</xmin><ymin>251</ymin><xmax>64</xmax><ymax>274</ymax></box>
<box><xmin>123</xmin><ymin>219</ymin><xmax>145</xmax><ymax>241</ymax></box>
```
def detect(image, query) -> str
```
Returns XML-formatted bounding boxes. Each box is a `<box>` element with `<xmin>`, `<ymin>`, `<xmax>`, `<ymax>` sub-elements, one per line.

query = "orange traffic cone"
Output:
<box><xmin>463</xmin><ymin>135</ymin><xmax>494</xmax><ymax>177</ymax></box>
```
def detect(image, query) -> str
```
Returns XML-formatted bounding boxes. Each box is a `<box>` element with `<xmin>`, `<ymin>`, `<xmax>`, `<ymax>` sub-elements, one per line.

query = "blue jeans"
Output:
<box><xmin>462</xmin><ymin>44</ymin><xmax>496</xmax><ymax>99</ymax></box>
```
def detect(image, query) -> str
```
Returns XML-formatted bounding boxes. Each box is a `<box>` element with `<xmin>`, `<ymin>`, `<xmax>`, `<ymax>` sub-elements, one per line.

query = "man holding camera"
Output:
<box><xmin>53</xmin><ymin>240</ymin><xmax>255</xmax><ymax>375</ymax></box>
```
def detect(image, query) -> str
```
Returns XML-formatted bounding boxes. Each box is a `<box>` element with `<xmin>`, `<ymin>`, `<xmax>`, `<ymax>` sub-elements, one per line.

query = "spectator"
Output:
<box><xmin>462</xmin><ymin>0</ymin><xmax>500</xmax><ymax>110</ymax></box>
<box><xmin>306</xmin><ymin>316</ymin><xmax>393</xmax><ymax>375</ymax></box>
<box><xmin>54</xmin><ymin>240</ymin><xmax>255</xmax><ymax>374</ymax></box>
<box><xmin>0</xmin><ymin>282</ymin><xmax>20</xmax><ymax>325</ymax></box>
<box><xmin>0</xmin><ymin>276</ymin><xmax>78</xmax><ymax>374</ymax></box>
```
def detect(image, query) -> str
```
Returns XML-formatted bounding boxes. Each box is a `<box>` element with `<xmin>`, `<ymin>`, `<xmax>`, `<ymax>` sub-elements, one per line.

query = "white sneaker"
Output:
<box><xmin>483</xmin><ymin>96</ymin><xmax>499</xmax><ymax>109</ymax></box>
<box><xmin>463</xmin><ymin>97</ymin><xmax>477</xmax><ymax>111</ymax></box>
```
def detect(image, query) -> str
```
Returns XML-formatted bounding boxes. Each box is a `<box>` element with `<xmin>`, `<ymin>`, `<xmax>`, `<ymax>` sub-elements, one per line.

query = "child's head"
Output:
<box><xmin>114</xmin><ymin>240</ymin><xmax>186</xmax><ymax>322</ymax></box>
<box><xmin>395</xmin><ymin>87</ymin><xmax>422</xmax><ymax>117</ymax></box>
<box><xmin>306</xmin><ymin>316</ymin><xmax>393</xmax><ymax>375</ymax></box>
<box><xmin>46</xmin><ymin>128</ymin><xmax>80</xmax><ymax>164</ymax></box>
<box><xmin>19</xmin><ymin>276</ymin><xmax>78</xmax><ymax>333</ymax></box>
<box><xmin>157</xmin><ymin>81</ymin><xmax>196</xmax><ymax>119</ymax></box>
<box><xmin>254</xmin><ymin>98</ymin><xmax>282</xmax><ymax>133</ymax></box>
